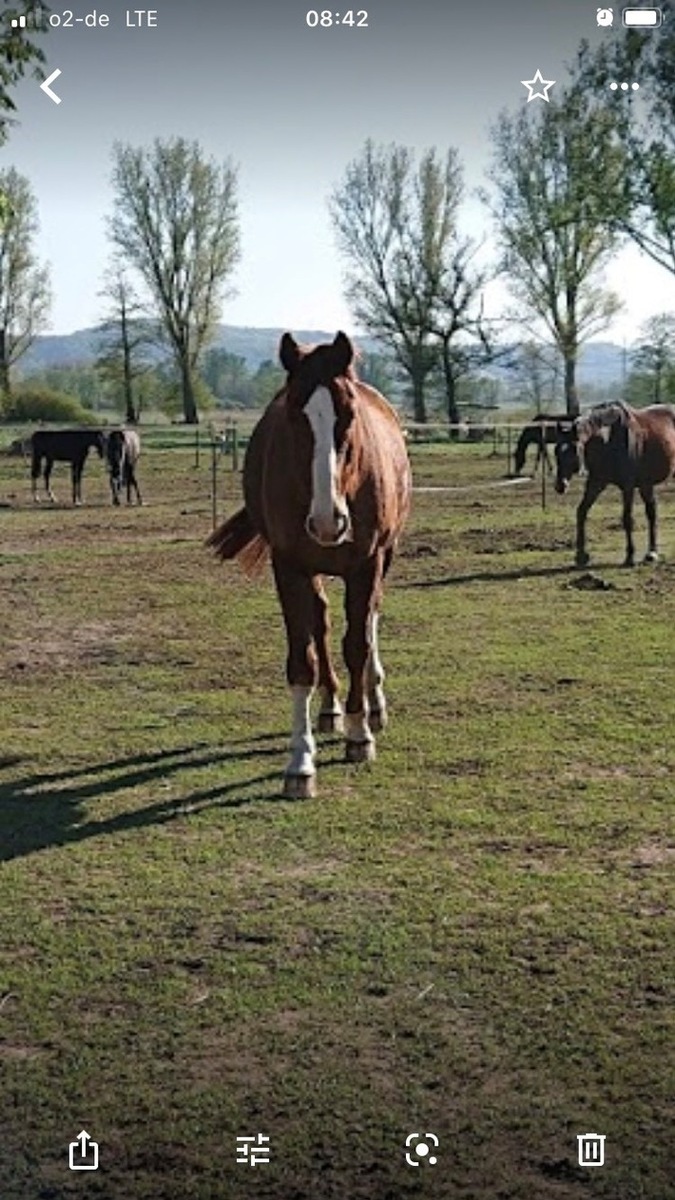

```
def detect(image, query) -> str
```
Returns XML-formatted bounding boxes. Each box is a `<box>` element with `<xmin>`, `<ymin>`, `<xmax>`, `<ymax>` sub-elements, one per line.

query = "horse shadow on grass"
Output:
<box><xmin>0</xmin><ymin>739</ymin><xmax>344</xmax><ymax>863</ymax></box>
<box><xmin>397</xmin><ymin>561</ymin><xmax>611</xmax><ymax>589</ymax></box>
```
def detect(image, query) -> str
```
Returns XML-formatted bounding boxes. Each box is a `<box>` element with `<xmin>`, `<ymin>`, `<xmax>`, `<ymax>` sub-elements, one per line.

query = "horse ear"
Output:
<box><xmin>333</xmin><ymin>331</ymin><xmax>354</xmax><ymax>375</ymax></box>
<box><xmin>279</xmin><ymin>333</ymin><xmax>300</xmax><ymax>373</ymax></box>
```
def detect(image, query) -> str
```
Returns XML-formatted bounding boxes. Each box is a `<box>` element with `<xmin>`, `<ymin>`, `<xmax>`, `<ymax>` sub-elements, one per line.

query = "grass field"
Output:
<box><xmin>0</xmin><ymin>437</ymin><xmax>673</xmax><ymax>1199</ymax></box>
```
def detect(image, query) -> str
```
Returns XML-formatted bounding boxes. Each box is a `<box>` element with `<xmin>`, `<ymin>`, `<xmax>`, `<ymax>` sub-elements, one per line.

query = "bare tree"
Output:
<box><xmin>427</xmin><ymin>238</ymin><xmax>496</xmax><ymax>425</ymax></box>
<box><xmin>95</xmin><ymin>265</ymin><xmax>155</xmax><ymax>423</ymax></box>
<box><xmin>487</xmin><ymin>83</ymin><xmax>625</xmax><ymax>415</ymax></box>
<box><xmin>0</xmin><ymin>167</ymin><xmax>51</xmax><ymax>399</ymax></box>
<box><xmin>330</xmin><ymin>141</ymin><xmax>465</xmax><ymax>422</ymax></box>
<box><xmin>109</xmin><ymin>138</ymin><xmax>239</xmax><ymax>424</ymax></box>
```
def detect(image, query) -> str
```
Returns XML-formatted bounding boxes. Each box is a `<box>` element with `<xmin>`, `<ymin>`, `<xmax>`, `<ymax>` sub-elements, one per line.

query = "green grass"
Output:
<box><xmin>0</xmin><ymin>441</ymin><xmax>673</xmax><ymax>1199</ymax></box>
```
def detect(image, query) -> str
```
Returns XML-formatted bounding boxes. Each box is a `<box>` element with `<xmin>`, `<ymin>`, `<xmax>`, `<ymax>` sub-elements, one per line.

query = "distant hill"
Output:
<box><xmin>18</xmin><ymin>325</ymin><xmax>628</xmax><ymax>389</ymax></box>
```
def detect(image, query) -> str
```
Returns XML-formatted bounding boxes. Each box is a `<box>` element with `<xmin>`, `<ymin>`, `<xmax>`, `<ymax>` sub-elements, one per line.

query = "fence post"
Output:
<box><xmin>211</xmin><ymin>439</ymin><xmax>218</xmax><ymax>529</ymax></box>
<box><xmin>195</xmin><ymin>427</ymin><xmax>200</xmax><ymax>469</ymax></box>
<box><xmin>232</xmin><ymin>420</ymin><xmax>239</xmax><ymax>471</ymax></box>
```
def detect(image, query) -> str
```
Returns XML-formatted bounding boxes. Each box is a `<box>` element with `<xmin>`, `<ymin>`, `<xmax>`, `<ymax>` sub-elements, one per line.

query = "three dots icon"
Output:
<box><xmin>609</xmin><ymin>81</ymin><xmax>640</xmax><ymax>92</ymax></box>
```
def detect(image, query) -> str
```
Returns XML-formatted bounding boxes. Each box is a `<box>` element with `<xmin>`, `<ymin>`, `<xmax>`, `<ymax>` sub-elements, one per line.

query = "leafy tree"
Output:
<box><xmin>109</xmin><ymin>137</ymin><xmax>239</xmax><ymax>424</ymax></box>
<box><xmin>202</xmin><ymin>347</ymin><xmax>252</xmax><ymax>406</ymax></box>
<box><xmin>96</xmin><ymin>264</ymin><xmax>155</xmax><ymax>423</ymax></box>
<box><xmin>575</xmin><ymin>16</ymin><xmax>675</xmax><ymax>276</ymax></box>
<box><xmin>630</xmin><ymin>313</ymin><xmax>675</xmax><ymax>403</ymax></box>
<box><xmin>0</xmin><ymin>167</ymin><xmax>51</xmax><ymax>398</ymax></box>
<box><xmin>1</xmin><ymin>5</ymin><xmax>50</xmax><ymax>146</ymax></box>
<box><xmin>330</xmin><ymin>141</ymin><xmax>467</xmax><ymax>422</ymax></box>
<box><xmin>487</xmin><ymin>80</ymin><xmax>625</xmax><ymax>415</ymax></box>
<box><xmin>249</xmin><ymin>359</ymin><xmax>285</xmax><ymax>409</ymax></box>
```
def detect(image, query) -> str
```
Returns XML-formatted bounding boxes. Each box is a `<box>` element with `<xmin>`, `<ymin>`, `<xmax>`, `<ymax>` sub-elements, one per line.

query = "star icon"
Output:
<box><xmin>521</xmin><ymin>69</ymin><xmax>556</xmax><ymax>103</ymax></box>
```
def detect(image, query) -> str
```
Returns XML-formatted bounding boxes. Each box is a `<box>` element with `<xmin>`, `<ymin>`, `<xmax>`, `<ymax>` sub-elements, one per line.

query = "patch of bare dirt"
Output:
<box><xmin>4</xmin><ymin>620</ymin><xmax>132</xmax><ymax>674</ymax></box>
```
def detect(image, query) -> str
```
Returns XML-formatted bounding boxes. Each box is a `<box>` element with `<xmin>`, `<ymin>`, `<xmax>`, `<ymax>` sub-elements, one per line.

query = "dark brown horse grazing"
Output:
<box><xmin>208</xmin><ymin>331</ymin><xmax>411</xmax><ymax>798</ymax></box>
<box><xmin>513</xmin><ymin>413</ymin><xmax>572</xmax><ymax>475</ymax></box>
<box><xmin>30</xmin><ymin>428</ymin><xmax>106</xmax><ymax>505</ymax></box>
<box><xmin>555</xmin><ymin>401</ymin><xmax>675</xmax><ymax>566</ymax></box>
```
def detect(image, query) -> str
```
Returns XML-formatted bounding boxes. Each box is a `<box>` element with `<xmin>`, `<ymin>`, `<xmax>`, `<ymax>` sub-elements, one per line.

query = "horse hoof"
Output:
<box><xmin>368</xmin><ymin>709</ymin><xmax>387</xmax><ymax>733</ymax></box>
<box><xmin>622</xmin><ymin>558</ymin><xmax>635</xmax><ymax>569</ymax></box>
<box><xmin>317</xmin><ymin>711</ymin><xmax>344</xmax><ymax>734</ymax></box>
<box><xmin>283</xmin><ymin>773</ymin><xmax>316</xmax><ymax>800</ymax></box>
<box><xmin>575</xmin><ymin>553</ymin><xmax>590</xmax><ymax>568</ymax></box>
<box><xmin>643</xmin><ymin>551</ymin><xmax>659</xmax><ymax>564</ymax></box>
<box><xmin>345</xmin><ymin>739</ymin><xmax>376</xmax><ymax>764</ymax></box>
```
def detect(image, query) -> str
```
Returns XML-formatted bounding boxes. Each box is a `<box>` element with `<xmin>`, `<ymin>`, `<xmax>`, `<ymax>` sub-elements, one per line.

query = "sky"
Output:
<box><xmin>4</xmin><ymin>0</ymin><xmax>674</xmax><ymax>344</ymax></box>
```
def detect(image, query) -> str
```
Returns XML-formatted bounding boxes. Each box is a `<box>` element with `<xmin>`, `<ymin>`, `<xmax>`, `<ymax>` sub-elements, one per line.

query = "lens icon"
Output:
<box><xmin>405</xmin><ymin>1132</ymin><xmax>439</xmax><ymax>1166</ymax></box>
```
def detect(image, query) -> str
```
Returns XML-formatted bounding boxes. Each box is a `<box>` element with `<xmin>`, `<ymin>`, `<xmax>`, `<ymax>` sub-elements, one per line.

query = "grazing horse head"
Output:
<box><xmin>279</xmin><ymin>330</ymin><xmax>356</xmax><ymax>547</ymax></box>
<box><xmin>554</xmin><ymin>421</ymin><xmax>581</xmax><ymax>494</ymax></box>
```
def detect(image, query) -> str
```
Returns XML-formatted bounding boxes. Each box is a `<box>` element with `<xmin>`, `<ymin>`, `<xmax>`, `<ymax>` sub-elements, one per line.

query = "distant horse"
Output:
<box><xmin>513</xmin><ymin>414</ymin><xmax>572</xmax><ymax>474</ymax></box>
<box><xmin>30</xmin><ymin>428</ymin><xmax>106</xmax><ymax>505</ymax></box>
<box><xmin>208</xmin><ymin>331</ymin><xmax>411</xmax><ymax>798</ymax></box>
<box><xmin>106</xmin><ymin>429</ymin><xmax>142</xmax><ymax>505</ymax></box>
<box><xmin>555</xmin><ymin>401</ymin><xmax>675</xmax><ymax>566</ymax></box>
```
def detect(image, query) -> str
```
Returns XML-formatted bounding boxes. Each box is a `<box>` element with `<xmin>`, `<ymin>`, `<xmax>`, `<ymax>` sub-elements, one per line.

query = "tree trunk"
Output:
<box><xmin>442</xmin><ymin>341</ymin><xmax>461</xmax><ymax>433</ymax></box>
<box><xmin>0</xmin><ymin>328</ymin><xmax>9</xmax><ymax>400</ymax></box>
<box><xmin>564</xmin><ymin>354</ymin><xmax>579</xmax><ymax>417</ymax></box>
<box><xmin>411</xmin><ymin>373</ymin><xmax>427</xmax><ymax>424</ymax></box>
<box><xmin>181</xmin><ymin>357</ymin><xmax>199</xmax><ymax>424</ymax></box>
<box><xmin>122</xmin><ymin>337</ymin><xmax>137</xmax><ymax>424</ymax></box>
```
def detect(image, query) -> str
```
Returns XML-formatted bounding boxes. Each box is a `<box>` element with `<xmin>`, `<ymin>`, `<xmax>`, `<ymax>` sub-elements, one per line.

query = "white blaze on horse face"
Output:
<box><xmin>304</xmin><ymin>386</ymin><xmax>351</xmax><ymax>545</ymax></box>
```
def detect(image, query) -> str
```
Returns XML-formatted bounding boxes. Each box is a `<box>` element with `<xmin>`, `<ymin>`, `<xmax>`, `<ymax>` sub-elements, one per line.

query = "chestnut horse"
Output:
<box><xmin>208</xmin><ymin>331</ymin><xmax>411</xmax><ymax>798</ymax></box>
<box><xmin>555</xmin><ymin>401</ymin><xmax>675</xmax><ymax>566</ymax></box>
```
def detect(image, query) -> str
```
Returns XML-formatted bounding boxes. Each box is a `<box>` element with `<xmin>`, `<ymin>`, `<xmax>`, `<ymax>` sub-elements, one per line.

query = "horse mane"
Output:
<box><xmin>577</xmin><ymin>401</ymin><xmax>633</xmax><ymax>440</ymax></box>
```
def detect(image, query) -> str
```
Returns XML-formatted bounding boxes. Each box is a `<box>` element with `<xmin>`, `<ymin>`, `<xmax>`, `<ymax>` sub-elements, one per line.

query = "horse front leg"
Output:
<box><xmin>343</xmin><ymin>557</ymin><xmax>382</xmax><ymax>763</ymax></box>
<box><xmin>640</xmin><ymin>485</ymin><xmax>659</xmax><ymax>562</ymax></box>
<box><xmin>621</xmin><ymin>487</ymin><xmax>636</xmax><ymax>567</ymax></box>
<box><xmin>314</xmin><ymin>580</ymin><xmax>343</xmax><ymax>734</ymax></box>
<box><xmin>575</xmin><ymin>477</ymin><xmax>605</xmax><ymax>567</ymax></box>
<box><xmin>272</xmin><ymin>555</ymin><xmax>319</xmax><ymax>799</ymax></box>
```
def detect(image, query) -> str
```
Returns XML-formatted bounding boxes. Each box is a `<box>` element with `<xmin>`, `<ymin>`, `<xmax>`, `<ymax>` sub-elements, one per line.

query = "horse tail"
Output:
<box><xmin>206</xmin><ymin>507</ymin><xmax>269</xmax><ymax>575</ymax></box>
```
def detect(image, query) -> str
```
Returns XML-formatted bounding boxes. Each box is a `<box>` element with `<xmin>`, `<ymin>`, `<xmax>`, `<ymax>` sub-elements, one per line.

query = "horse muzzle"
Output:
<box><xmin>555</xmin><ymin>478</ymin><xmax>569</xmax><ymax>495</ymax></box>
<box><xmin>305</xmin><ymin>509</ymin><xmax>352</xmax><ymax>546</ymax></box>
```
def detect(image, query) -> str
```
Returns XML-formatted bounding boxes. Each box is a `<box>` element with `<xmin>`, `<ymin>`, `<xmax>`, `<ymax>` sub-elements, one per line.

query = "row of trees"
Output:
<box><xmin>1</xmin><ymin>8</ymin><xmax>675</xmax><ymax>421</ymax></box>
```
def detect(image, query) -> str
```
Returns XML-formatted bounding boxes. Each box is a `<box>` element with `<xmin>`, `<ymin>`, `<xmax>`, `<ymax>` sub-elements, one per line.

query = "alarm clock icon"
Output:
<box><xmin>597</xmin><ymin>7</ymin><xmax>614</xmax><ymax>25</ymax></box>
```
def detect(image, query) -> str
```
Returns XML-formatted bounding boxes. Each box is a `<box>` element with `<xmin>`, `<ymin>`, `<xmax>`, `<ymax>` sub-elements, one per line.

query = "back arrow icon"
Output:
<box><xmin>41</xmin><ymin>69</ymin><xmax>62</xmax><ymax>105</ymax></box>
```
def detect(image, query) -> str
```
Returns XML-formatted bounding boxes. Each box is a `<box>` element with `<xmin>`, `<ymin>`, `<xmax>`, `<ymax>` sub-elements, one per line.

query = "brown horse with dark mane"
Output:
<box><xmin>555</xmin><ymin>401</ymin><xmax>675</xmax><ymax>566</ymax></box>
<box><xmin>208</xmin><ymin>331</ymin><xmax>411</xmax><ymax>798</ymax></box>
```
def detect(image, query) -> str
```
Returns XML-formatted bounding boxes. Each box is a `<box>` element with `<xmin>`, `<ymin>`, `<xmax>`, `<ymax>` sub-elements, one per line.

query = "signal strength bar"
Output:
<box><xmin>11</xmin><ymin>15</ymin><xmax>27</xmax><ymax>27</ymax></box>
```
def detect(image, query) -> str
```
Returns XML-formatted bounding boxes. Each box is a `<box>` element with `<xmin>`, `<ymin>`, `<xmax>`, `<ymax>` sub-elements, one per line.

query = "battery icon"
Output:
<box><xmin>622</xmin><ymin>7</ymin><xmax>662</xmax><ymax>25</ymax></box>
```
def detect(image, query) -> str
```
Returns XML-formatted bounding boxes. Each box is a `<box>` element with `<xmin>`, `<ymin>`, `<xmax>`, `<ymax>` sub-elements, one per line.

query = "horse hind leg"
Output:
<box><xmin>44</xmin><ymin>460</ymin><xmax>56</xmax><ymax>503</ymax></box>
<box><xmin>314</xmin><ymin>583</ymin><xmax>343</xmax><ymax>734</ymax></box>
<box><xmin>640</xmin><ymin>485</ymin><xmax>659</xmax><ymax>562</ymax></box>
<box><xmin>366</xmin><ymin>611</ymin><xmax>387</xmax><ymax>732</ymax></box>
<box><xmin>621</xmin><ymin>488</ymin><xmax>636</xmax><ymax>567</ymax></box>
